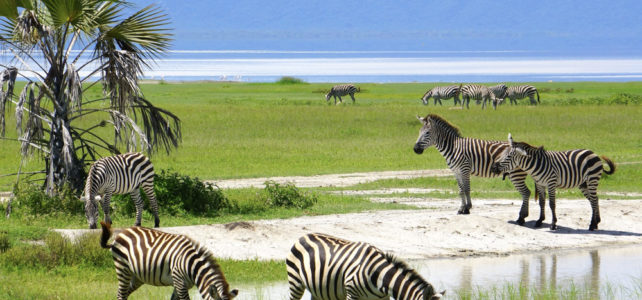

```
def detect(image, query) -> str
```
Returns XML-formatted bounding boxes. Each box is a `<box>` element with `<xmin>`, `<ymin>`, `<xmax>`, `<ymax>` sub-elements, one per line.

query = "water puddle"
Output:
<box><xmin>233</xmin><ymin>244</ymin><xmax>642</xmax><ymax>299</ymax></box>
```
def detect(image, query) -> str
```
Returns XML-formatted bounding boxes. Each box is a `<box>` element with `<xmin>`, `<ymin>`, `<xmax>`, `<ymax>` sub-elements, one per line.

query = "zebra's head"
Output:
<box><xmin>325</xmin><ymin>91</ymin><xmax>332</xmax><ymax>101</ymax></box>
<box><xmin>423</xmin><ymin>286</ymin><xmax>446</xmax><ymax>300</ymax></box>
<box><xmin>414</xmin><ymin>115</ymin><xmax>434</xmax><ymax>154</ymax></box>
<box><xmin>82</xmin><ymin>193</ymin><xmax>101</xmax><ymax>229</ymax></box>
<box><xmin>208</xmin><ymin>286</ymin><xmax>238</xmax><ymax>300</ymax></box>
<box><xmin>421</xmin><ymin>90</ymin><xmax>432</xmax><ymax>105</ymax></box>
<box><xmin>491</xmin><ymin>133</ymin><xmax>529</xmax><ymax>175</ymax></box>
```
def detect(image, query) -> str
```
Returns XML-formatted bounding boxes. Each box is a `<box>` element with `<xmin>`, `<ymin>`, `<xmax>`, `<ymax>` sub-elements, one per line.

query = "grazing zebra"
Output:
<box><xmin>488</xmin><ymin>84</ymin><xmax>508</xmax><ymax>105</ymax></box>
<box><xmin>421</xmin><ymin>85</ymin><xmax>461</xmax><ymax>106</ymax></box>
<box><xmin>413</xmin><ymin>114</ymin><xmax>541</xmax><ymax>223</ymax></box>
<box><xmin>504</xmin><ymin>85</ymin><xmax>540</xmax><ymax>105</ymax></box>
<box><xmin>82</xmin><ymin>152</ymin><xmax>159</xmax><ymax>229</ymax></box>
<box><xmin>491</xmin><ymin>134</ymin><xmax>615</xmax><ymax>231</ymax></box>
<box><xmin>325</xmin><ymin>84</ymin><xmax>359</xmax><ymax>105</ymax></box>
<box><xmin>100</xmin><ymin>222</ymin><xmax>238</xmax><ymax>300</ymax></box>
<box><xmin>460</xmin><ymin>84</ymin><xmax>499</xmax><ymax>109</ymax></box>
<box><xmin>286</xmin><ymin>233</ymin><xmax>444</xmax><ymax>300</ymax></box>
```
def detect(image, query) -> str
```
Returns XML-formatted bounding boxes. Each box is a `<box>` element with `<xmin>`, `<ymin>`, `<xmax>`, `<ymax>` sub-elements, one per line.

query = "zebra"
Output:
<box><xmin>420</xmin><ymin>85</ymin><xmax>461</xmax><ymax>106</ymax></box>
<box><xmin>82</xmin><ymin>152</ymin><xmax>159</xmax><ymax>229</ymax></box>
<box><xmin>460</xmin><ymin>84</ymin><xmax>499</xmax><ymax>109</ymax></box>
<box><xmin>100</xmin><ymin>222</ymin><xmax>238</xmax><ymax>300</ymax></box>
<box><xmin>286</xmin><ymin>232</ymin><xmax>445</xmax><ymax>300</ymax></box>
<box><xmin>325</xmin><ymin>84</ymin><xmax>359</xmax><ymax>105</ymax></box>
<box><xmin>488</xmin><ymin>84</ymin><xmax>508</xmax><ymax>105</ymax></box>
<box><xmin>504</xmin><ymin>85</ymin><xmax>540</xmax><ymax>105</ymax></box>
<box><xmin>491</xmin><ymin>133</ymin><xmax>615</xmax><ymax>231</ymax></box>
<box><xmin>413</xmin><ymin>114</ymin><xmax>542</xmax><ymax>224</ymax></box>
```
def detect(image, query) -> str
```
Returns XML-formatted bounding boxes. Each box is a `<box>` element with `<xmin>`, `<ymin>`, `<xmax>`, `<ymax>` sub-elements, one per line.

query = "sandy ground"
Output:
<box><xmin>57</xmin><ymin>170</ymin><xmax>642</xmax><ymax>261</ymax></box>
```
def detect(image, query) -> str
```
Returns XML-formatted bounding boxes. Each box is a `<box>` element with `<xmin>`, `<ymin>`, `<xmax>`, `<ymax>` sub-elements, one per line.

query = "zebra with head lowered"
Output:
<box><xmin>460</xmin><ymin>84</ymin><xmax>500</xmax><ymax>109</ymax></box>
<box><xmin>100</xmin><ymin>222</ymin><xmax>238</xmax><ymax>300</ymax></box>
<box><xmin>286</xmin><ymin>233</ymin><xmax>445</xmax><ymax>300</ymax></box>
<box><xmin>326</xmin><ymin>84</ymin><xmax>359</xmax><ymax>105</ymax></box>
<box><xmin>488</xmin><ymin>84</ymin><xmax>508</xmax><ymax>105</ymax></box>
<box><xmin>421</xmin><ymin>85</ymin><xmax>461</xmax><ymax>106</ymax></box>
<box><xmin>82</xmin><ymin>152</ymin><xmax>159</xmax><ymax>229</ymax></box>
<box><xmin>413</xmin><ymin>114</ymin><xmax>541</xmax><ymax>223</ymax></box>
<box><xmin>504</xmin><ymin>85</ymin><xmax>540</xmax><ymax>105</ymax></box>
<box><xmin>491</xmin><ymin>134</ymin><xmax>615</xmax><ymax>231</ymax></box>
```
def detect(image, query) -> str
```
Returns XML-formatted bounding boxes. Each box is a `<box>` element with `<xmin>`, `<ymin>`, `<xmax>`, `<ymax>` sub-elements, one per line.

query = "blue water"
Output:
<box><xmin>3</xmin><ymin>50</ymin><xmax>642</xmax><ymax>83</ymax></box>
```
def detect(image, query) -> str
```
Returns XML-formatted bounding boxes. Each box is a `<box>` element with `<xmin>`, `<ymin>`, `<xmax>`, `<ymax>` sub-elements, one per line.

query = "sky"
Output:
<box><xmin>134</xmin><ymin>0</ymin><xmax>642</xmax><ymax>56</ymax></box>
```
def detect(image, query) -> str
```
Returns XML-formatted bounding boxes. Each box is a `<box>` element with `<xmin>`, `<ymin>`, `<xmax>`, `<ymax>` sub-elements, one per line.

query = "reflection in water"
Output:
<box><xmin>236</xmin><ymin>245</ymin><xmax>642</xmax><ymax>300</ymax></box>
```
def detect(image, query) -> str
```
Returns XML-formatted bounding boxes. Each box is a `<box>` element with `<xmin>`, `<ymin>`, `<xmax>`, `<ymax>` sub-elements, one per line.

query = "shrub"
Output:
<box><xmin>112</xmin><ymin>169</ymin><xmax>235</xmax><ymax>217</ymax></box>
<box><xmin>607</xmin><ymin>93</ymin><xmax>641</xmax><ymax>105</ymax></box>
<box><xmin>275</xmin><ymin>76</ymin><xmax>307</xmax><ymax>84</ymax></box>
<box><xmin>12</xmin><ymin>184</ymin><xmax>83</xmax><ymax>216</ymax></box>
<box><xmin>0</xmin><ymin>231</ymin><xmax>9</xmax><ymax>253</ymax></box>
<box><xmin>263</xmin><ymin>181</ymin><xmax>317</xmax><ymax>209</ymax></box>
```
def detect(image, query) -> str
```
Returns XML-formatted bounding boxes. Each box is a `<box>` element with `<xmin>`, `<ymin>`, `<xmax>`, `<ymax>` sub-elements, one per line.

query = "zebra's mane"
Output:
<box><xmin>513</xmin><ymin>140</ymin><xmax>546</xmax><ymax>154</ymax></box>
<box><xmin>426</xmin><ymin>114</ymin><xmax>462</xmax><ymax>137</ymax></box>
<box><xmin>384</xmin><ymin>252</ymin><xmax>428</xmax><ymax>286</ymax></box>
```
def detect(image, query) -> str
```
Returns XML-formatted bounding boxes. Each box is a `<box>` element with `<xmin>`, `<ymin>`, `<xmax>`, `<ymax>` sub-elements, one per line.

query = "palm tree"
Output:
<box><xmin>0</xmin><ymin>0</ymin><xmax>181</xmax><ymax>197</ymax></box>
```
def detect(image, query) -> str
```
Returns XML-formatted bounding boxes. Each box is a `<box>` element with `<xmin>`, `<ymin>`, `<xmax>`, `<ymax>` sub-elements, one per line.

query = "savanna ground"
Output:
<box><xmin>1</xmin><ymin>81</ymin><xmax>641</xmax><ymax>299</ymax></box>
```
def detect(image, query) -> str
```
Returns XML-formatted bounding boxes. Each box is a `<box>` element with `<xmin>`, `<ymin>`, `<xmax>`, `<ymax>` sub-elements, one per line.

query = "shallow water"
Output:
<box><xmin>234</xmin><ymin>244</ymin><xmax>642</xmax><ymax>299</ymax></box>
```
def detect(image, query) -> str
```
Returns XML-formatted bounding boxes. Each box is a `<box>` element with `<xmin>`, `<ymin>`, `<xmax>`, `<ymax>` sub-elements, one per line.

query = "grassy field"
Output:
<box><xmin>0</xmin><ymin>81</ymin><xmax>641</xmax><ymax>298</ymax></box>
<box><xmin>0</xmin><ymin>81</ymin><xmax>640</xmax><ymax>190</ymax></box>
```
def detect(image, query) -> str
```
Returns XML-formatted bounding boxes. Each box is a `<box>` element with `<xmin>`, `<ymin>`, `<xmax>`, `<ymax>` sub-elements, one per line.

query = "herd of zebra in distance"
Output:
<box><xmin>83</xmin><ymin>84</ymin><xmax>613</xmax><ymax>299</ymax></box>
<box><xmin>325</xmin><ymin>83</ymin><xmax>540</xmax><ymax>110</ymax></box>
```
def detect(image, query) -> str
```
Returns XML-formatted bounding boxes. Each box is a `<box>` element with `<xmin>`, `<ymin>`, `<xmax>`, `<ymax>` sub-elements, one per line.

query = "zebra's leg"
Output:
<box><xmin>338</xmin><ymin>95</ymin><xmax>343</xmax><ymax>104</ymax></box>
<box><xmin>535</xmin><ymin>184</ymin><xmax>547</xmax><ymax>228</ymax></box>
<box><xmin>130</xmin><ymin>189</ymin><xmax>145</xmax><ymax>227</ymax></box>
<box><xmin>580</xmin><ymin>183</ymin><xmax>601</xmax><ymax>231</ymax></box>
<box><xmin>171</xmin><ymin>271</ymin><xmax>191</xmax><ymax>300</ymax></box>
<box><xmin>142</xmin><ymin>181</ymin><xmax>160</xmax><ymax>228</ymax></box>
<box><xmin>116</xmin><ymin>269</ymin><xmax>134</xmax><ymax>300</ymax></box>
<box><xmin>547</xmin><ymin>185</ymin><xmax>558</xmax><ymax>230</ymax></box>
<box><xmin>350</xmin><ymin>93</ymin><xmax>356</xmax><ymax>103</ymax></box>
<box><xmin>529</xmin><ymin>95</ymin><xmax>536</xmax><ymax>105</ymax></box>
<box><xmin>509</xmin><ymin>172</ymin><xmax>530</xmax><ymax>225</ymax></box>
<box><xmin>101</xmin><ymin>192</ymin><xmax>113</xmax><ymax>225</ymax></box>
<box><xmin>455</xmin><ymin>172</ymin><xmax>472</xmax><ymax>214</ymax></box>
<box><xmin>510</xmin><ymin>97</ymin><xmax>516</xmax><ymax>105</ymax></box>
<box><xmin>454</xmin><ymin>95</ymin><xmax>461</xmax><ymax>106</ymax></box>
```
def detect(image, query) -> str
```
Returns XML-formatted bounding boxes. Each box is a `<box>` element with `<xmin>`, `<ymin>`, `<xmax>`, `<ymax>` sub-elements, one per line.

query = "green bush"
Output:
<box><xmin>112</xmin><ymin>169</ymin><xmax>235</xmax><ymax>217</ymax></box>
<box><xmin>275</xmin><ymin>76</ymin><xmax>307</xmax><ymax>84</ymax></box>
<box><xmin>0</xmin><ymin>231</ymin><xmax>9</xmax><ymax>253</ymax></box>
<box><xmin>263</xmin><ymin>181</ymin><xmax>317</xmax><ymax>209</ymax></box>
<box><xmin>11</xmin><ymin>184</ymin><xmax>83</xmax><ymax>216</ymax></box>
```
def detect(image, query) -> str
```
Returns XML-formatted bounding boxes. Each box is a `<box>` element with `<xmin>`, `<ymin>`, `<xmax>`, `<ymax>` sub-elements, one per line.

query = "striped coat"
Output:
<box><xmin>491</xmin><ymin>134</ymin><xmax>615</xmax><ymax>230</ymax></box>
<box><xmin>82</xmin><ymin>152</ymin><xmax>158</xmax><ymax>229</ymax></box>
<box><xmin>326</xmin><ymin>84</ymin><xmax>359</xmax><ymax>105</ymax></box>
<box><xmin>504</xmin><ymin>85</ymin><xmax>540</xmax><ymax>105</ymax></box>
<box><xmin>421</xmin><ymin>85</ymin><xmax>461</xmax><ymax>106</ymax></box>
<box><xmin>100</xmin><ymin>222</ymin><xmax>238</xmax><ymax>300</ymax></box>
<box><xmin>460</xmin><ymin>84</ymin><xmax>498</xmax><ymax>109</ymax></box>
<box><xmin>286</xmin><ymin>233</ymin><xmax>444</xmax><ymax>300</ymax></box>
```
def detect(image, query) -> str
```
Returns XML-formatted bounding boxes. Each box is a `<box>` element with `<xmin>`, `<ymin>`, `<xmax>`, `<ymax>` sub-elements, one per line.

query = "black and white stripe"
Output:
<box><xmin>504</xmin><ymin>85</ymin><xmax>540</xmax><ymax>105</ymax></box>
<box><xmin>491</xmin><ymin>134</ymin><xmax>615</xmax><ymax>230</ymax></box>
<box><xmin>488</xmin><ymin>84</ymin><xmax>508</xmax><ymax>104</ymax></box>
<box><xmin>421</xmin><ymin>85</ymin><xmax>461</xmax><ymax>106</ymax></box>
<box><xmin>413</xmin><ymin>114</ymin><xmax>538</xmax><ymax>222</ymax></box>
<box><xmin>325</xmin><ymin>84</ymin><xmax>359</xmax><ymax>104</ymax></box>
<box><xmin>460</xmin><ymin>84</ymin><xmax>499</xmax><ymax>109</ymax></box>
<box><xmin>100</xmin><ymin>222</ymin><xmax>238</xmax><ymax>300</ymax></box>
<box><xmin>82</xmin><ymin>152</ymin><xmax>158</xmax><ymax>229</ymax></box>
<box><xmin>286</xmin><ymin>233</ymin><xmax>444</xmax><ymax>300</ymax></box>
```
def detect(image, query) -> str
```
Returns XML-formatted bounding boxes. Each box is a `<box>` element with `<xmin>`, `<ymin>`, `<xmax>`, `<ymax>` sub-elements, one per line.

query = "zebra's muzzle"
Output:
<box><xmin>413</xmin><ymin>145</ymin><xmax>424</xmax><ymax>154</ymax></box>
<box><xmin>490</xmin><ymin>163</ymin><xmax>502</xmax><ymax>175</ymax></box>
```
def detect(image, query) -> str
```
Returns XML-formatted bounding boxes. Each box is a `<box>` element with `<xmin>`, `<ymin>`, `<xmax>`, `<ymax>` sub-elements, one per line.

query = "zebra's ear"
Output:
<box><xmin>416</xmin><ymin>115</ymin><xmax>425</xmax><ymax>123</ymax></box>
<box><xmin>515</xmin><ymin>147</ymin><xmax>529</xmax><ymax>157</ymax></box>
<box><xmin>508</xmin><ymin>133</ymin><xmax>514</xmax><ymax>146</ymax></box>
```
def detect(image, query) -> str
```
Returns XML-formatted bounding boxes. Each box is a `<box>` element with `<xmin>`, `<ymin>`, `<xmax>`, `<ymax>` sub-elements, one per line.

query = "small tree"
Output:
<box><xmin>0</xmin><ymin>0</ymin><xmax>181</xmax><ymax>199</ymax></box>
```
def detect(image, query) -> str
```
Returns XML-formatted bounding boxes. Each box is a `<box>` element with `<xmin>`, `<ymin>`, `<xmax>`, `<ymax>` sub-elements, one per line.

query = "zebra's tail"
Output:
<box><xmin>100</xmin><ymin>221</ymin><xmax>113</xmax><ymax>249</ymax></box>
<box><xmin>536</xmin><ymin>88</ymin><xmax>540</xmax><ymax>103</ymax></box>
<box><xmin>357</xmin><ymin>86</ymin><xmax>361</xmax><ymax>93</ymax></box>
<box><xmin>456</xmin><ymin>83</ymin><xmax>463</xmax><ymax>96</ymax></box>
<box><xmin>601</xmin><ymin>156</ymin><xmax>616</xmax><ymax>175</ymax></box>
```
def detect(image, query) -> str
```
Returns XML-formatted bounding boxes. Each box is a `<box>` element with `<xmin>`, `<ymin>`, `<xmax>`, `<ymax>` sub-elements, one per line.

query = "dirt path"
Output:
<box><xmin>57</xmin><ymin>170</ymin><xmax>642</xmax><ymax>261</ymax></box>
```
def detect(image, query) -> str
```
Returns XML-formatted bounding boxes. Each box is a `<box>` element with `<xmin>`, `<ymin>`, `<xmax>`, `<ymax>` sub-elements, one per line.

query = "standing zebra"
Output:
<box><xmin>413</xmin><ymin>114</ymin><xmax>541</xmax><ymax>223</ymax></box>
<box><xmin>491</xmin><ymin>134</ymin><xmax>615</xmax><ymax>231</ymax></box>
<box><xmin>325</xmin><ymin>84</ymin><xmax>359</xmax><ymax>105</ymax></box>
<box><xmin>286</xmin><ymin>233</ymin><xmax>444</xmax><ymax>300</ymax></box>
<box><xmin>421</xmin><ymin>85</ymin><xmax>461</xmax><ymax>106</ymax></box>
<box><xmin>504</xmin><ymin>85</ymin><xmax>540</xmax><ymax>105</ymax></box>
<box><xmin>82</xmin><ymin>152</ymin><xmax>159</xmax><ymax>229</ymax></box>
<box><xmin>100</xmin><ymin>222</ymin><xmax>238</xmax><ymax>300</ymax></box>
<box><xmin>488</xmin><ymin>84</ymin><xmax>508</xmax><ymax>105</ymax></box>
<box><xmin>460</xmin><ymin>84</ymin><xmax>499</xmax><ymax>109</ymax></box>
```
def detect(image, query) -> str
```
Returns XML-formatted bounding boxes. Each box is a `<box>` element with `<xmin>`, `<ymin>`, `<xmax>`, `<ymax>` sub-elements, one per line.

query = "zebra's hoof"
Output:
<box><xmin>457</xmin><ymin>208</ymin><xmax>470</xmax><ymax>215</ymax></box>
<box><xmin>589</xmin><ymin>224</ymin><xmax>598</xmax><ymax>231</ymax></box>
<box><xmin>516</xmin><ymin>218</ymin><xmax>525</xmax><ymax>226</ymax></box>
<box><xmin>550</xmin><ymin>224</ymin><xmax>557</xmax><ymax>230</ymax></box>
<box><xmin>535</xmin><ymin>220</ymin><xmax>544</xmax><ymax>228</ymax></box>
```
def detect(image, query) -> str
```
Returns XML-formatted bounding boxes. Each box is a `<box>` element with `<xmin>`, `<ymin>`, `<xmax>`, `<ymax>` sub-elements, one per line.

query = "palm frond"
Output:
<box><xmin>0</xmin><ymin>67</ymin><xmax>18</xmax><ymax>136</ymax></box>
<box><xmin>64</xmin><ymin>62</ymin><xmax>82</xmax><ymax>111</ymax></box>
<box><xmin>130</xmin><ymin>96</ymin><xmax>181</xmax><ymax>155</ymax></box>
